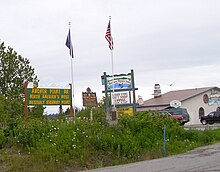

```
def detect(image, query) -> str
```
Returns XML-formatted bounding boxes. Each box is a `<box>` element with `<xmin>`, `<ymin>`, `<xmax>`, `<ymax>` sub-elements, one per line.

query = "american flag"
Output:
<box><xmin>65</xmin><ymin>29</ymin><xmax>74</xmax><ymax>58</ymax></box>
<box><xmin>105</xmin><ymin>18</ymin><xmax>113</xmax><ymax>50</ymax></box>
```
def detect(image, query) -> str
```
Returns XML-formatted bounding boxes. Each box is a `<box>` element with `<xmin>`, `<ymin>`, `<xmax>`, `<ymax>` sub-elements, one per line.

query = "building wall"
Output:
<box><xmin>181</xmin><ymin>89</ymin><xmax>218</xmax><ymax>125</ymax></box>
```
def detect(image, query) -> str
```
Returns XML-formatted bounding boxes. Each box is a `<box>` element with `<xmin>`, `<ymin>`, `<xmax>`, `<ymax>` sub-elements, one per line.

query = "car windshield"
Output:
<box><xmin>169</xmin><ymin>111</ymin><xmax>182</xmax><ymax>116</ymax></box>
<box><xmin>208</xmin><ymin>112</ymin><xmax>214</xmax><ymax>116</ymax></box>
<box><xmin>160</xmin><ymin>111</ymin><xmax>171</xmax><ymax>116</ymax></box>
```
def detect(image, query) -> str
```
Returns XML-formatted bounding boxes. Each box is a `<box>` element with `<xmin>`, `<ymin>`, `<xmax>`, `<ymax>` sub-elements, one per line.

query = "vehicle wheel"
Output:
<box><xmin>201</xmin><ymin>119</ymin><xmax>207</xmax><ymax>125</ymax></box>
<box><xmin>180</xmin><ymin>122</ymin><xmax>185</xmax><ymax>126</ymax></box>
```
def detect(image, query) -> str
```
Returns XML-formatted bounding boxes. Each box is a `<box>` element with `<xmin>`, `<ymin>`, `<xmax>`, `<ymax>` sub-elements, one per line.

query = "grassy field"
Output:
<box><xmin>1</xmin><ymin>111</ymin><xmax>220</xmax><ymax>172</ymax></box>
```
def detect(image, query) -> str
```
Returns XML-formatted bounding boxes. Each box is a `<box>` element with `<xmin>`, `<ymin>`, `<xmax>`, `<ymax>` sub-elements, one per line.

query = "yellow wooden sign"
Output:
<box><xmin>27</xmin><ymin>88</ymin><xmax>71</xmax><ymax>106</ymax></box>
<box><xmin>117</xmin><ymin>107</ymin><xmax>133</xmax><ymax>116</ymax></box>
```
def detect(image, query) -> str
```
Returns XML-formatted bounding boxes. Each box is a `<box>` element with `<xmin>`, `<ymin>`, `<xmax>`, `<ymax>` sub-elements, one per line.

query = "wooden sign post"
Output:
<box><xmin>82</xmin><ymin>87</ymin><xmax>98</xmax><ymax>121</ymax></box>
<box><xmin>24</xmin><ymin>82</ymin><xmax>28</xmax><ymax>126</ymax></box>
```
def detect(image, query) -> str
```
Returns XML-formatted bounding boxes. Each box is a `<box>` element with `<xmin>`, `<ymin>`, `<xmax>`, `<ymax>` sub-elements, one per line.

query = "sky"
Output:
<box><xmin>1</xmin><ymin>0</ymin><xmax>220</xmax><ymax>113</ymax></box>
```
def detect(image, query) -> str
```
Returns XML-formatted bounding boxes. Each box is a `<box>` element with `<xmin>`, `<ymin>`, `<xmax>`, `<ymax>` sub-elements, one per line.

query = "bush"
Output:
<box><xmin>8</xmin><ymin>110</ymin><xmax>220</xmax><ymax>170</ymax></box>
<box><xmin>0</xmin><ymin>129</ymin><xmax>6</xmax><ymax>148</ymax></box>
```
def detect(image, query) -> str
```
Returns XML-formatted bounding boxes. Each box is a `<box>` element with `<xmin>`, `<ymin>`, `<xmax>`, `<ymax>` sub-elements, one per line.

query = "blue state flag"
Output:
<box><xmin>65</xmin><ymin>29</ymin><xmax>74</xmax><ymax>58</ymax></box>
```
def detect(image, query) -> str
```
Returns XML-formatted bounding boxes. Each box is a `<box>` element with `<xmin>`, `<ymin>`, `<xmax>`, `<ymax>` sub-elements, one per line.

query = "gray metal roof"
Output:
<box><xmin>139</xmin><ymin>87</ymin><xmax>217</xmax><ymax>108</ymax></box>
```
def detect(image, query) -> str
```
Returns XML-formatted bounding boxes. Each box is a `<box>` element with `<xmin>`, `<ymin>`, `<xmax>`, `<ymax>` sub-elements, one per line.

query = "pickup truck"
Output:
<box><xmin>200</xmin><ymin>111</ymin><xmax>220</xmax><ymax>125</ymax></box>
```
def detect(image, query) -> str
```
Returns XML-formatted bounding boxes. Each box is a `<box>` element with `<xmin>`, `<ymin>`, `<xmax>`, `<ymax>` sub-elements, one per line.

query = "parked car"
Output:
<box><xmin>200</xmin><ymin>111</ymin><xmax>220</xmax><ymax>125</ymax></box>
<box><xmin>163</xmin><ymin>108</ymin><xmax>190</xmax><ymax>125</ymax></box>
<box><xmin>158</xmin><ymin>111</ymin><xmax>185</xmax><ymax>125</ymax></box>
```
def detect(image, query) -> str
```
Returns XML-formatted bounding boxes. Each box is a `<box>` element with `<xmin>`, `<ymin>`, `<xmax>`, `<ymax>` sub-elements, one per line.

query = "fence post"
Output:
<box><xmin>163</xmin><ymin>124</ymin><xmax>166</xmax><ymax>157</ymax></box>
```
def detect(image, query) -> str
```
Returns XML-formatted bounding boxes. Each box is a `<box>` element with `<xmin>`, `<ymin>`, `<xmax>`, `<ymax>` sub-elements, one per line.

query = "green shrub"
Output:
<box><xmin>0</xmin><ymin>129</ymin><xmax>6</xmax><ymax>148</ymax></box>
<box><xmin>200</xmin><ymin>129</ymin><xmax>216</xmax><ymax>144</ymax></box>
<box><xmin>8</xmin><ymin>110</ymin><xmax>220</xmax><ymax>170</ymax></box>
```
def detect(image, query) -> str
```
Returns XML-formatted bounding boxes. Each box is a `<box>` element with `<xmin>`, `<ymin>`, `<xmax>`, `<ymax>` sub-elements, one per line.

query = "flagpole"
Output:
<box><xmin>108</xmin><ymin>16</ymin><xmax>115</xmax><ymax>108</ymax></box>
<box><xmin>68</xmin><ymin>22</ymin><xmax>75</xmax><ymax>117</ymax></box>
<box><xmin>105</xmin><ymin>16</ymin><xmax>116</xmax><ymax>111</ymax></box>
<box><xmin>70</xmin><ymin>51</ymin><xmax>75</xmax><ymax>117</ymax></box>
<box><xmin>111</xmin><ymin>42</ymin><xmax>115</xmax><ymax>108</ymax></box>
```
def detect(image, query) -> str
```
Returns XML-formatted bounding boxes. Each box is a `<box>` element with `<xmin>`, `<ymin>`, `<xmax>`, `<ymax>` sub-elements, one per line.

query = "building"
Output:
<box><xmin>137</xmin><ymin>85</ymin><xmax>220</xmax><ymax>125</ymax></box>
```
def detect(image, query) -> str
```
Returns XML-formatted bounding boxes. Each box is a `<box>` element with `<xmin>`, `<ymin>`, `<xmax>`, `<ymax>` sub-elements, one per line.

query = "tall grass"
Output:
<box><xmin>1</xmin><ymin>111</ymin><xmax>220</xmax><ymax>171</ymax></box>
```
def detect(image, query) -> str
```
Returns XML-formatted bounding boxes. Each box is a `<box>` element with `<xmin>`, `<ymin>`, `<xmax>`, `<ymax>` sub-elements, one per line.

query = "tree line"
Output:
<box><xmin>0</xmin><ymin>41</ymin><xmax>38</xmax><ymax>132</ymax></box>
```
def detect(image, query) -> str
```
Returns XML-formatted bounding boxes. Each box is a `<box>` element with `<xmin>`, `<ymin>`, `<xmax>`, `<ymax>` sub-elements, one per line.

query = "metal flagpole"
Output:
<box><xmin>109</xmin><ymin>16</ymin><xmax>115</xmax><ymax>108</ymax></box>
<box><xmin>111</xmin><ymin>43</ymin><xmax>115</xmax><ymax>108</ymax></box>
<box><xmin>109</xmin><ymin>17</ymin><xmax>117</xmax><ymax>124</ymax></box>
<box><xmin>70</xmin><ymin>54</ymin><xmax>75</xmax><ymax>117</ymax></box>
<box><xmin>68</xmin><ymin>22</ymin><xmax>75</xmax><ymax>117</ymax></box>
<box><xmin>105</xmin><ymin>16</ymin><xmax>117</xmax><ymax>123</ymax></box>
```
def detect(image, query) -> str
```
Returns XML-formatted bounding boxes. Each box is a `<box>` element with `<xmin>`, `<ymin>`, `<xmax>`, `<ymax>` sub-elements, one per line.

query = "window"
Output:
<box><xmin>209</xmin><ymin>112</ymin><xmax>214</xmax><ymax>117</ymax></box>
<box><xmin>203</xmin><ymin>94</ymin><xmax>209</xmax><ymax>104</ymax></box>
<box><xmin>199</xmin><ymin>107</ymin><xmax>205</xmax><ymax>119</ymax></box>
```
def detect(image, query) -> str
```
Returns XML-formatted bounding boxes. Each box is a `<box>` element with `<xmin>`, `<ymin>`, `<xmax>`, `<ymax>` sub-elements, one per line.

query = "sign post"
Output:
<box><xmin>131</xmin><ymin>69</ymin><xmax>137</xmax><ymax>114</ymax></box>
<box><xmin>163</xmin><ymin>124</ymin><xmax>167</xmax><ymax>157</ymax></box>
<box><xmin>101</xmin><ymin>69</ymin><xmax>138</xmax><ymax>124</ymax></box>
<box><xmin>82</xmin><ymin>88</ymin><xmax>98</xmax><ymax>121</ymax></box>
<box><xmin>24</xmin><ymin>82</ymin><xmax>28</xmax><ymax>126</ymax></box>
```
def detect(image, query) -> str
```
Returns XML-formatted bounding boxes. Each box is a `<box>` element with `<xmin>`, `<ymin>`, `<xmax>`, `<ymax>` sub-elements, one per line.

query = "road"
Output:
<box><xmin>84</xmin><ymin>141</ymin><xmax>220</xmax><ymax>172</ymax></box>
<box><xmin>184</xmin><ymin>123</ymin><xmax>220</xmax><ymax>131</ymax></box>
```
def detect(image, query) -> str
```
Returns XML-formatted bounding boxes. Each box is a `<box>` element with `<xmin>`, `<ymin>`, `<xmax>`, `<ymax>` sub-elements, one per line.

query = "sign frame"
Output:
<box><xmin>101</xmin><ymin>69</ymin><xmax>138</xmax><ymax>115</ymax></box>
<box><xmin>27</xmin><ymin>88</ymin><xmax>71</xmax><ymax>106</ymax></box>
<box><xmin>24</xmin><ymin>82</ymin><xmax>75</xmax><ymax>125</ymax></box>
<box><xmin>82</xmin><ymin>91</ymin><xmax>98</xmax><ymax>107</ymax></box>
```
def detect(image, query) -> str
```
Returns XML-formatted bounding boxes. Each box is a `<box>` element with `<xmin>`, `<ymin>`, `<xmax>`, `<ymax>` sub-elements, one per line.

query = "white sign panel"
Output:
<box><xmin>107</xmin><ymin>75</ymin><xmax>132</xmax><ymax>90</ymax></box>
<box><xmin>111</xmin><ymin>92</ymin><xmax>130</xmax><ymax>105</ymax></box>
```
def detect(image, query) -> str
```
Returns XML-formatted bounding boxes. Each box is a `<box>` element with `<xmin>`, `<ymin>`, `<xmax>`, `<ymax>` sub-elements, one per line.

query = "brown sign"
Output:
<box><xmin>82</xmin><ymin>88</ymin><xmax>97</xmax><ymax>107</ymax></box>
